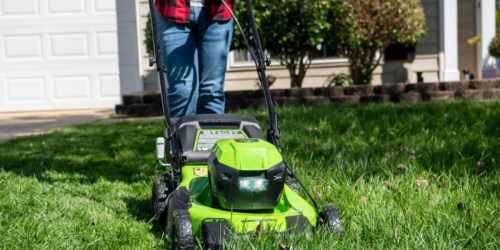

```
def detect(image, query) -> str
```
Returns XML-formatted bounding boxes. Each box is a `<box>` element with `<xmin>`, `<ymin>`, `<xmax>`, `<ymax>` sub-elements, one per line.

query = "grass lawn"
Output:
<box><xmin>0</xmin><ymin>101</ymin><xmax>499</xmax><ymax>249</ymax></box>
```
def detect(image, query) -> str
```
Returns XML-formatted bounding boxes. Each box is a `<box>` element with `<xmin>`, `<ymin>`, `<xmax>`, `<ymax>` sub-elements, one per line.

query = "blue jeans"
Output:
<box><xmin>156</xmin><ymin>8</ymin><xmax>234</xmax><ymax>118</ymax></box>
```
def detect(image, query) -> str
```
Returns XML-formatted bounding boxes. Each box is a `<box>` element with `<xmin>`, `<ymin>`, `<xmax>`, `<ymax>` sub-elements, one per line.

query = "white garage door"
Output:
<box><xmin>0</xmin><ymin>0</ymin><xmax>120</xmax><ymax>112</ymax></box>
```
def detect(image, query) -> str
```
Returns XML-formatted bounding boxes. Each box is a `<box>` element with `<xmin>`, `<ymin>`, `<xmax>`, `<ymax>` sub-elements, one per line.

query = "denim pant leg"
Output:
<box><xmin>156</xmin><ymin>11</ymin><xmax>199</xmax><ymax>118</ymax></box>
<box><xmin>196</xmin><ymin>15</ymin><xmax>234</xmax><ymax>114</ymax></box>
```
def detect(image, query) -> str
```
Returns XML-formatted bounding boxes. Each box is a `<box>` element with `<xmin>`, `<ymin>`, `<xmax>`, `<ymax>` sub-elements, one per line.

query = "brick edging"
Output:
<box><xmin>116</xmin><ymin>79</ymin><xmax>500</xmax><ymax>116</ymax></box>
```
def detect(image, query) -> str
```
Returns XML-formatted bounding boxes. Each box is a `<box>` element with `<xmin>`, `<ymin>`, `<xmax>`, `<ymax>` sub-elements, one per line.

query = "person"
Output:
<box><xmin>155</xmin><ymin>0</ymin><xmax>235</xmax><ymax>118</ymax></box>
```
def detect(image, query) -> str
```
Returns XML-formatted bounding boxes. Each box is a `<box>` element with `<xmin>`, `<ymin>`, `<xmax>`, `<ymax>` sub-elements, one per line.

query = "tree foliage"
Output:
<box><xmin>325</xmin><ymin>0</ymin><xmax>427</xmax><ymax>85</ymax></box>
<box><xmin>232</xmin><ymin>0</ymin><xmax>329</xmax><ymax>88</ymax></box>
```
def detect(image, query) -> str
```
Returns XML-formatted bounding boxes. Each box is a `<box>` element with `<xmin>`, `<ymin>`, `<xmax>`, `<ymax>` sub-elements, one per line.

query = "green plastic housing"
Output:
<box><xmin>172</xmin><ymin>138</ymin><xmax>318</xmax><ymax>238</ymax></box>
<box><xmin>208</xmin><ymin>139</ymin><xmax>287</xmax><ymax>210</ymax></box>
<box><xmin>179</xmin><ymin>165</ymin><xmax>318</xmax><ymax>238</ymax></box>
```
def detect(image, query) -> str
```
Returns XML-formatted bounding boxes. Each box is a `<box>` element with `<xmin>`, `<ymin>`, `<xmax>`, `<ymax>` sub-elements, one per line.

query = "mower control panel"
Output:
<box><xmin>195</xmin><ymin>130</ymin><xmax>246</xmax><ymax>151</ymax></box>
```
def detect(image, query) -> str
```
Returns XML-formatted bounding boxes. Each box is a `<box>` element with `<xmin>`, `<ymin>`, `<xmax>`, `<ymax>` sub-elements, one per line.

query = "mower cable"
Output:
<box><xmin>285</xmin><ymin>161</ymin><xmax>320</xmax><ymax>213</ymax></box>
<box><xmin>220</xmin><ymin>0</ymin><xmax>258</xmax><ymax>66</ymax></box>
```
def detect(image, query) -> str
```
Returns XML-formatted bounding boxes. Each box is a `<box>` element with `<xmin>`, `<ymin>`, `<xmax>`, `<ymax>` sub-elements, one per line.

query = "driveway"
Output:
<box><xmin>0</xmin><ymin>109</ymin><xmax>116</xmax><ymax>143</ymax></box>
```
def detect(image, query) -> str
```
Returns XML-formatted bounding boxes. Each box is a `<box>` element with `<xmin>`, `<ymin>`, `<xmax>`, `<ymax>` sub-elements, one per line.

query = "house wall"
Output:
<box><xmin>137</xmin><ymin>0</ymin><xmax>441</xmax><ymax>91</ymax></box>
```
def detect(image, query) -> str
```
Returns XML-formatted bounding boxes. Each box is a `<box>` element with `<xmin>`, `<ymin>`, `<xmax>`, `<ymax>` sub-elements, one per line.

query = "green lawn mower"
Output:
<box><xmin>148</xmin><ymin>0</ymin><xmax>343</xmax><ymax>248</ymax></box>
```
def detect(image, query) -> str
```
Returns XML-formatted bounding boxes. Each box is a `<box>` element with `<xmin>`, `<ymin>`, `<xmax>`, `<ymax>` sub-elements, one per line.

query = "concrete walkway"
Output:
<box><xmin>0</xmin><ymin>109</ymin><xmax>162</xmax><ymax>143</ymax></box>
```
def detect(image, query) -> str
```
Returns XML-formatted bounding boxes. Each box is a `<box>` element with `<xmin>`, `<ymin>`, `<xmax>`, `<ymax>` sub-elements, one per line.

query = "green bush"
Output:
<box><xmin>232</xmin><ymin>0</ymin><xmax>328</xmax><ymax>88</ymax></box>
<box><xmin>488</xmin><ymin>33</ymin><xmax>500</xmax><ymax>58</ymax></box>
<box><xmin>327</xmin><ymin>72</ymin><xmax>352</xmax><ymax>87</ymax></box>
<box><xmin>145</xmin><ymin>13</ymin><xmax>154</xmax><ymax>57</ymax></box>
<box><xmin>325</xmin><ymin>0</ymin><xmax>427</xmax><ymax>85</ymax></box>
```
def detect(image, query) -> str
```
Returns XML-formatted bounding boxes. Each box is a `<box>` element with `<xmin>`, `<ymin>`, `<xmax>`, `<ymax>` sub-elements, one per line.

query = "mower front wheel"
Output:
<box><xmin>169</xmin><ymin>209</ymin><xmax>194</xmax><ymax>250</ymax></box>
<box><xmin>152</xmin><ymin>174</ymin><xmax>173</xmax><ymax>226</ymax></box>
<box><xmin>320</xmin><ymin>205</ymin><xmax>344</xmax><ymax>237</ymax></box>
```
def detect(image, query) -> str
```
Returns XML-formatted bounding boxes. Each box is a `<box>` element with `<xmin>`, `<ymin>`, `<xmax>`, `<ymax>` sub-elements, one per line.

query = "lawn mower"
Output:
<box><xmin>148</xmin><ymin>0</ymin><xmax>343</xmax><ymax>248</ymax></box>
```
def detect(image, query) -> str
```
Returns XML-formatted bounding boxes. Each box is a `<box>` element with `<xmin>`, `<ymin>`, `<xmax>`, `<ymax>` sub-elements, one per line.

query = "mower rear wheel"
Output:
<box><xmin>320</xmin><ymin>205</ymin><xmax>344</xmax><ymax>237</ymax></box>
<box><xmin>152</xmin><ymin>173</ymin><xmax>172</xmax><ymax>226</ymax></box>
<box><xmin>170</xmin><ymin>209</ymin><xmax>194</xmax><ymax>250</ymax></box>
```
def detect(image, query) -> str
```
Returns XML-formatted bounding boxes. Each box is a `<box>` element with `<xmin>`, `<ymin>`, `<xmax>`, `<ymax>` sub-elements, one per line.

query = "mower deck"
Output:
<box><xmin>177</xmin><ymin>165</ymin><xmax>317</xmax><ymax>238</ymax></box>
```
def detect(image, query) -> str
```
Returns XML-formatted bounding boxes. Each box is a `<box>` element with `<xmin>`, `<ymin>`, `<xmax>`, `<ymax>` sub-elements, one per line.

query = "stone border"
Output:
<box><xmin>116</xmin><ymin>79</ymin><xmax>500</xmax><ymax>116</ymax></box>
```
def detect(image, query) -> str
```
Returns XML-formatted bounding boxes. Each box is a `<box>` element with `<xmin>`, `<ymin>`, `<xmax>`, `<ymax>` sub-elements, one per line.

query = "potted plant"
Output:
<box><xmin>488</xmin><ymin>33</ymin><xmax>500</xmax><ymax>73</ymax></box>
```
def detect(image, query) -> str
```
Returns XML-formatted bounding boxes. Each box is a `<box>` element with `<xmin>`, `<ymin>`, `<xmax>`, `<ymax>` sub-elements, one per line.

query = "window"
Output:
<box><xmin>233</xmin><ymin>49</ymin><xmax>252</xmax><ymax>62</ymax></box>
<box><xmin>230</xmin><ymin>49</ymin><xmax>274</xmax><ymax>67</ymax></box>
<box><xmin>230</xmin><ymin>44</ymin><xmax>342</xmax><ymax>67</ymax></box>
<box><xmin>317</xmin><ymin>44</ymin><xmax>338</xmax><ymax>58</ymax></box>
<box><xmin>384</xmin><ymin>43</ymin><xmax>416</xmax><ymax>61</ymax></box>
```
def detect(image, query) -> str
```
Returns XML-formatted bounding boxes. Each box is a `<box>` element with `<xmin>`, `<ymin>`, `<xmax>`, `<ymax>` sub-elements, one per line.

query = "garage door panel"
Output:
<box><xmin>48</xmin><ymin>0</ymin><xmax>86</xmax><ymax>14</ymax></box>
<box><xmin>49</xmin><ymin>33</ymin><xmax>89</xmax><ymax>58</ymax></box>
<box><xmin>6</xmin><ymin>77</ymin><xmax>46</xmax><ymax>101</ymax></box>
<box><xmin>3</xmin><ymin>34</ymin><xmax>43</xmax><ymax>60</ymax></box>
<box><xmin>95</xmin><ymin>32</ymin><xmax>118</xmax><ymax>56</ymax></box>
<box><xmin>1</xmin><ymin>0</ymin><xmax>39</xmax><ymax>16</ymax></box>
<box><xmin>98</xmin><ymin>75</ymin><xmax>120</xmax><ymax>98</ymax></box>
<box><xmin>94</xmin><ymin>0</ymin><xmax>115</xmax><ymax>13</ymax></box>
<box><xmin>53</xmin><ymin>75</ymin><xmax>91</xmax><ymax>100</ymax></box>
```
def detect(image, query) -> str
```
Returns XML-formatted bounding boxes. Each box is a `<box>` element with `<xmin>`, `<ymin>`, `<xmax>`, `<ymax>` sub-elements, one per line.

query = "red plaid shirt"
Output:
<box><xmin>156</xmin><ymin>0</ymin><xmax>235</xmax><ymax>24</ymax></box>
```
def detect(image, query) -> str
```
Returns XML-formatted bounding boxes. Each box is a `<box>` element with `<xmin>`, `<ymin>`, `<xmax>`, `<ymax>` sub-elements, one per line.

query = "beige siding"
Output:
<box><xmin>140</xmin><ymin>0</ymin><xmax>441</xmax><ymax>90</ymax></box>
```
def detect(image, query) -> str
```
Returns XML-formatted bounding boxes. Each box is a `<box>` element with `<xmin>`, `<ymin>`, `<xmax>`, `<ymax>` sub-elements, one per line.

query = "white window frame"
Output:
<box><xmin>228</xmin><ymin>50</ymin><xmax>348</xmax><ymax>69</ymax></box>
<box><xmin>229</xmin><ymin>50</ymin><xmax>256</xmax><ymax>68</ymax></box>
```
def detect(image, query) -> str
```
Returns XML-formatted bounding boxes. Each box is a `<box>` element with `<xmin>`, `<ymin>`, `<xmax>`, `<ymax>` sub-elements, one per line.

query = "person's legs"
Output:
<box><xmin>156</xmin><ymin>10</ymin><xmax>198</xmax><ymax>118</ymax></box>
<box><xmin>195</xmin><ymin>12</ymin><xmax>234</xmax><ymax>114</ymax></box>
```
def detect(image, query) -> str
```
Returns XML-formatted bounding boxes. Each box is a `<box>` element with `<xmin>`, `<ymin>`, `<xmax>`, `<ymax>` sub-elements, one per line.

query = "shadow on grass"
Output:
<box><xmin>124</xmin><ymin>196</ymin><xmax>154</xmax><ymax>222</ymax></box>
<box><xmin>0</xmin><ymin>120</ymin><xmax>168</xmax><ymax>239</ymax></box>
<box><xmin>4</xmin><ymin>102</ymin><xmax>498</xmax><ymax>185</ymax></box>
<box><xmin>0</xmin><ymin>121</ymin><xmax>163</xmax><ymax>183</ymax></box>
<box><xmin>2</xmin><ymin>102</ymin><xmax>499</xmax><ymax>188</ymax></box>
<box><xmin>124</xmin><ymin>196</ymin><xmax>168</xmax><ymax>240</ymax></box>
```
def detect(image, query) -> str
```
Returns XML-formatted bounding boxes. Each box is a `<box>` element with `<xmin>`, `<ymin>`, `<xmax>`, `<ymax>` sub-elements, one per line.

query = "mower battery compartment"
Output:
<box><xmin>172</xmin><ymin>114</ymin><xmax>265</xmax><ymax>164</ymax></box>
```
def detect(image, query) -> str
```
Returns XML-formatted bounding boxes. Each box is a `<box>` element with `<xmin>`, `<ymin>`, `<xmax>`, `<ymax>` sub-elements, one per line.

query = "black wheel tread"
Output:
<box><xmin>152</xmin><ymin>174</ymin><xmax>171</xmax><ymax>226</ymax></box>
<box><xmin>322</xmin><ymin>205</ymin><xmax>344</xmax><ymax>237</ymax></box>
<box><xmin>172</xmin><ymin>209</ymin><xmax>193</xmax><ymax>250</ymax></box>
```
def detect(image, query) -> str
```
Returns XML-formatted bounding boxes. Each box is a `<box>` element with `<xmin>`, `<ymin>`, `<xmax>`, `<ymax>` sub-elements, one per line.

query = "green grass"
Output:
<box><xmin>1</xmin><ymin>101</ymin><xmax>499</xmax><ymax>249</ymax></box>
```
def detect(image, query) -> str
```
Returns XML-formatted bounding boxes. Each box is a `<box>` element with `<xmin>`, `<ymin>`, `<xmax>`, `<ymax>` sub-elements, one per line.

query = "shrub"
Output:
<box><xmin>232</xmin><ymin>0</ymin><xmax>329</xmax><ymax>88</ymax></box>
<box><xmin>488</xmin><ymin>33</ymin><xmax>500</xmax><ymax>58</ymax></box>
<box><xmin>145</xmin><ymin>13</ymin><xmax>154</xmax><ymax>57</ymax></box>
<box><xmin>325</xmin><ymin>0</ymin><xmax>427</xmax><ymax>85</ymax></box>
<box><xmin>327</xmin><ymin>72</ymin><xmax>352</xmax><ymax>87</ymax></box>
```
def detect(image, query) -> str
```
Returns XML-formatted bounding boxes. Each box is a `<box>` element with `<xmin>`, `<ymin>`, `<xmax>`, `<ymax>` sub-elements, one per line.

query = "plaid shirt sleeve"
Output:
<box><xmin>156</xmin><ymin>0</ymin><xmax>235</xmax><ymax>23</ymax></box>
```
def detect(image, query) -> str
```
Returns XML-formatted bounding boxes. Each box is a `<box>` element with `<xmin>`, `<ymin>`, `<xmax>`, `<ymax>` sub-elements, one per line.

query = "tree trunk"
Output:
<box><xmin>350</xmin><ymin>64</ymin><xmax>373</xmax><ymax>85</ymax></box>
<box><xmin>290</xmin><ymin>75</ymin><xmax>301</xmax><ymax>88</ymax></box>
<box><xmin>287</xmin><ymin>53</ymin><xmax>310</xmax><ymax>88</ymax></box>
<box><xmin>349</xmin><ymin>46</ymin><xmax>377</xmax><ymax>85</ymax></box>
